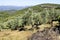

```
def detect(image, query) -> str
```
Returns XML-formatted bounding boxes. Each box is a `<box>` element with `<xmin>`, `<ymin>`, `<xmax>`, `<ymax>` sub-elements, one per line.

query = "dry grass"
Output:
<box><xmin>24</xmin><ymin>25</ymin><xmax>32</xmax><ymax>29</ymax></box>
<box><xmin>0</xmin><ymin>30</ymin><xmax>33</xmax><ymax>40</ymax></box>
<box><xmin>38</xmin><ymin>24</ymin><xmax>51</xmax><ymax>31</ymax></box>
<box><xmin>0</xmin><ymin>23</ymin><xmax>59</xmax><ymax>40</ymax></box>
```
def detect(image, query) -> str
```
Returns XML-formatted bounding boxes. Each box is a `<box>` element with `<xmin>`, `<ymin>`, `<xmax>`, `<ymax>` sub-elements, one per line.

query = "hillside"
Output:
<box><xmin>15</xmin><ymin>3</ymin><xmax>60</xmax><ymax>15</ymax></box>
<box><xmin>0</xmin><ymin>3</ymin><xmax>60</xmax><ymax>29</ymax></box>
<box><xmin>0</xmin><ymin>3</ymin><xmax>60</xmax><ymax>40</ymax></box>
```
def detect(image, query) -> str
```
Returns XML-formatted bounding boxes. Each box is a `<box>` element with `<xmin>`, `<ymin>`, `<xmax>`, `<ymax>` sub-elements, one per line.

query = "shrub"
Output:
<box><xmin>0</xmin><ymin>23</ymin><xmax>3</xmax><ymax>31</ymax></box>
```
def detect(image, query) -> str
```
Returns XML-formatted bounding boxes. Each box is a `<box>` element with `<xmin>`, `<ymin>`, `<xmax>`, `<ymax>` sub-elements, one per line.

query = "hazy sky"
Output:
<box><xmin>0</xmin><ymin>0</ymin><xmax>60</xmax><ymax>6</ymax></box>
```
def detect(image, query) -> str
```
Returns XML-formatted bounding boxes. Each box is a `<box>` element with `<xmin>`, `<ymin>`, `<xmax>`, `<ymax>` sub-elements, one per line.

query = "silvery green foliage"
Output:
<box><xmin>0</xmin><ymin>8</ymin><xmax>60</xmax><ymax>30</ymax></box>
<box><xmin>16</xmin><ymin>16</ymin><xmax>24</xmax><ymax>27</ymax></box>
<box><xmin>21</xmin><ymin>8</ymin><xmax>60</xmax><ymax>25</ymax></box>
<box><xmin>3</xmin><ymin>19</ymin><xmax>15</xmax><ymax>29</ymax></box>
<box><xmin>0</xmin><ymin>23</ymin><xmax>3</xmax><ymax>31</ymax></box>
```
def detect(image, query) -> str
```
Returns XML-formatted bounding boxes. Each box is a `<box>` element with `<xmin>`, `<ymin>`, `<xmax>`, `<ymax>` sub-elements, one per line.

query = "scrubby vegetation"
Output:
<box><xmin>0</xmin><ymin>5</ymin><xmax>60</xmax><ymax>30</ymax></box>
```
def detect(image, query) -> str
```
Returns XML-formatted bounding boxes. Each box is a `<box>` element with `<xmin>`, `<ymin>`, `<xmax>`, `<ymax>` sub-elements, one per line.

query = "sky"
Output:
<box><xmin>0</xmin><ymin>0</ymin><xmax>60</xmax><ymax>6</ymax></box>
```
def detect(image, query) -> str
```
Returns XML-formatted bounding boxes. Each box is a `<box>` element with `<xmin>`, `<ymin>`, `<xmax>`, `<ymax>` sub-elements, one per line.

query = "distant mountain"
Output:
<box><xmin>0</xmin><ymin>6</ymin><xmax>28</xmax><ymax>11</ymax></box>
